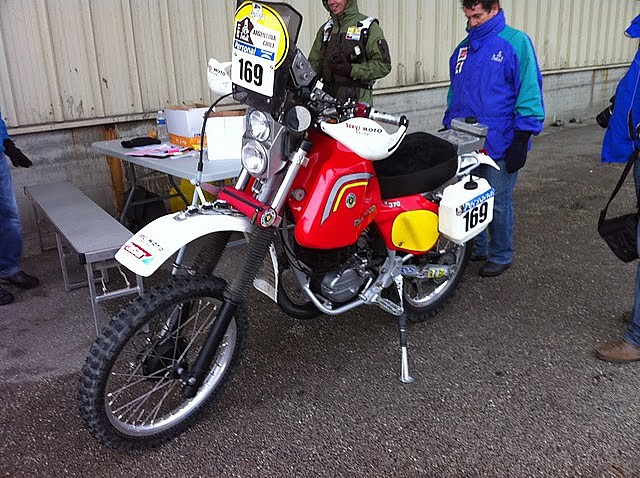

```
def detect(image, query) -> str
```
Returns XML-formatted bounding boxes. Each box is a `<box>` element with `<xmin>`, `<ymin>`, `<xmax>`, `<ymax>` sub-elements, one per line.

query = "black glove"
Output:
<box><xmin>3</xmin><ymin>138</ymin><xmax>32</xmax><ymax>168</ymax></box>
<box><xmin>327</xmin><ymin>52</ymin><xmax>352</xmax><ymax>77</ymax></box>
<box><xmin>504</xmin><ymin>130</ymin><xmax>532</xmax><ymax>173</ymax></box>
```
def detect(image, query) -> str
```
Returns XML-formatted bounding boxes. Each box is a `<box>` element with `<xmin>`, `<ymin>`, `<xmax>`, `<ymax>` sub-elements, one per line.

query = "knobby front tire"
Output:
<box><xmin>78</xmin><ymin>275</ymin><xmax>248</xmax><ymax>451</ymax></box>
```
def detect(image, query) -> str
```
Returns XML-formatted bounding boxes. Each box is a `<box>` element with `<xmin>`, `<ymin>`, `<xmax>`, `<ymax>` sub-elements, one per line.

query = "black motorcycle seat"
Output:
<box><xmin>373</xmin><ymin>132</ymin><xmax>458</xmax><ymax>200</ymax></box>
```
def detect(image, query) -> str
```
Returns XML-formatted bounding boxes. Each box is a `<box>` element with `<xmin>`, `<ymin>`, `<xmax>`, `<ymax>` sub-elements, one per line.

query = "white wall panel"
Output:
<box><xmin>47</xmin><ymin>0</ymin><xmax>104</xmax><ymax>120</ymax></box>
<box><xmin>0</xmin><ymin>0</ymin><xmax>638</xmax><ymax>129</ymax></box>
<box><xmin>90</xmin><ymin>0</ymin><xmax>142</xmax><ymax>116</ymax></box>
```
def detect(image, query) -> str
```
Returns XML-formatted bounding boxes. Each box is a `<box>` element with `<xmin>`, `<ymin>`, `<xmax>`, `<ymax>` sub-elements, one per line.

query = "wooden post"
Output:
<box><xmin>105</xmin><ymin>125</ymin><xmax>125</xmax><ymax>214</ymax></box>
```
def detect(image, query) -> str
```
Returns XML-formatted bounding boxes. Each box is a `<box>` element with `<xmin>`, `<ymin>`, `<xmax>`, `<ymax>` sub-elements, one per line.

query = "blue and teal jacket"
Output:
<box><xmin>443</xmin><ymin>10</ymin><xmax>545</xmax><ymax>161</ymax></box>
<box><xmin>0</xmin><ymin>108</ymin><xmax>8</xmax><ymax>156</ymax></box>
<box><xmin>601</xmin><ymin>14</ymin><xmax>640</xmax><ymax>163</ymax></box>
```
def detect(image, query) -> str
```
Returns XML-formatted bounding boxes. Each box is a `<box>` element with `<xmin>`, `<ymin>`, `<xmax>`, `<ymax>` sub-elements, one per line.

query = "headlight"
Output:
<box><xmin>241</xmin><ymin>140</ymin><xmax>268</xmax><ymax>175</ymax></box>
<box><xmin>248</xmin><ymin>110</ymin><xmax>271</xmax><ymax>141</ymax></box>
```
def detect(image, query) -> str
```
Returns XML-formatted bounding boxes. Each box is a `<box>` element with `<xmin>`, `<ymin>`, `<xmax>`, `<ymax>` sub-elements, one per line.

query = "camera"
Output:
<box><xmin>596</xmin><ymin>106</ymin><xmax>613</xmax><ymax>128</ymax></box>
<box><xmin>596</xmin><ymin>96</ymin><xmax>615</xmax><ymax>128</ymax></box>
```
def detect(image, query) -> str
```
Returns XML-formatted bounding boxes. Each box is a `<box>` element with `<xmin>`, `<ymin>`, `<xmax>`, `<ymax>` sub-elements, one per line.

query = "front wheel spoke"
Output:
<box><xmin>173</xmin><ymin>300</ymin><xmax>212</xmax><ymax>337</ymax></box>
<box><xmin>108</xmin><ymin>366</ymin><xmax>173</xmax><ymax>408</ymax></box>
<box><xmin>110</xmin><ymin>301</ymin><xmax>217</xmax><ymax>416</ymax></box>
<box><xmin>111</xmin><ymin>378</ymin><xmax>175</xmax><ymax>422</ymax></box>
<box><xmin>110</xmin><ymin>368</ymin><xmax>169</xmax><ymax>381</ymax></box>
<box><xmin>181</xmin><ymin>300</ymin><xmax>216</xmax><ymax>341</ymax></box>
<box><xmin>146</xmin><ymin>381</ymin><xmax>179</xmax><ymax>425</ymax></box>
<box><xmin>124</xmin><ymin>336</ymin><xmax>169</xmax><ymax>381</ymax></box>
<box><xmin>177</xmin><ymin>307</ymin><xmax>218</xmax><ymax>364</ymax></box>
<box><xmin>109</xmin><ymin>374</ymin><xmax>157</xmax><ymax>403</ymax></box>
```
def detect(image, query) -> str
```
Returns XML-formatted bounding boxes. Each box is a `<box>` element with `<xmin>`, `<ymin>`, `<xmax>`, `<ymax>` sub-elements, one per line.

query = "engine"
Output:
<box><xmin>292</xmin><ymin>230</ymin><xmax>386</xmax><ymax>303</ymax></box>
<box><xmin>320</xmin><ymin>255</ymin><xmax>370</xmax><ymax>303</ymax></box>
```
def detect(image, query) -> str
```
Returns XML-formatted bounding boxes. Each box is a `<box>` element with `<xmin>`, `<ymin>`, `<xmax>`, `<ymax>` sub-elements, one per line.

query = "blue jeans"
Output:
<box><xmin>472</xmin><ymin>160</ymin><xmax>518</xmax><ymax>265</ymax></box>
<box><xmin>625</xmin><ymin>159</ymin><xmax>640</xmax><ymax>346</ymax></box>
<box><xmin>0</xmin><ymin>153</ymin><xmax>22</xmax><ymax>279</ymax></box>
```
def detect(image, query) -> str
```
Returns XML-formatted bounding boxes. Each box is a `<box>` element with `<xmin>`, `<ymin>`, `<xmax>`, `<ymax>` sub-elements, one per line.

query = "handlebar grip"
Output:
<box><xmin>309</xmin><ymin>86</ymin><xmax>341</xmax><ymax>106</ymax></box>
<box><xmin>355</xmin><ymin>103</ymin><xmax>409</xmax><ymax>126</ymax></box>
<box><xmin>368</xmin><ymin>109</ymin><xmax>409</xmax><ymax>128</ymax></box>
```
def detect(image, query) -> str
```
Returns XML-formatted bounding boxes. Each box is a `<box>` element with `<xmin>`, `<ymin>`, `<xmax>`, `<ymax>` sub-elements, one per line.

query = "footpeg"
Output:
<box><xmin>376</xmin><ymin>297</ymin><xmax>403</xmax><ymax>316</ymax></box>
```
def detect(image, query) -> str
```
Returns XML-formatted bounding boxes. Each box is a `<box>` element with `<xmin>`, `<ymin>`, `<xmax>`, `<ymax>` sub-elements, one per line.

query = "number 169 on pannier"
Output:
<box><xmin>438</xmin><ymin>177</ymin><xmax>495</xmax><ymax>244</ymax></box>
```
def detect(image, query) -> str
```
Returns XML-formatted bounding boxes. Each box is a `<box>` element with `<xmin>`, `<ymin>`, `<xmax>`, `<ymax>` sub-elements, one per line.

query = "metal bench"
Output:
<box><xmin>24</xmin><ymin>181</ymin><xmax>143</xmax><ymax>334</ymax></box>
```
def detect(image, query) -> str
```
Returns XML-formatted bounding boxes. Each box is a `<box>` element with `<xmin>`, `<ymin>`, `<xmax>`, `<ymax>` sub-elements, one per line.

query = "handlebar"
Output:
<box><xmin>354</xmin><ymin>103</ymin><xmax>409</xmax><ymax>127</ymax></box>
<box><xmin>309</xmin><ymin>86</ymin><xmax>341</xmax><ymax>106</ymax></box>
<box><xmin>301</xmin><ymin>84</ymin><xmax>409</xmax><ymax>128</ymax></box>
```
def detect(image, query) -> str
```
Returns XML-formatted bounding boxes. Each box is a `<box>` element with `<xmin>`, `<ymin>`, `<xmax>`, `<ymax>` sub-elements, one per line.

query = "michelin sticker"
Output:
<box><xmin>232</xmin><ymin>2</ymin><xmax>290</xmax><ymax>97</ymax></box>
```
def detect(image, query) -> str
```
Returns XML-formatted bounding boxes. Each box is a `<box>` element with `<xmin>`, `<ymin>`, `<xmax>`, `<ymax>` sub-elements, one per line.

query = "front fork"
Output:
<box><xmin>182</xmin><ymin>141</ymin><xmax>311</xmax><ymax>398</ymax></box>
<box><xmin>183</xmin><ymin>227</ymin><xmax>274</xmax><ymax>398</ymax></box>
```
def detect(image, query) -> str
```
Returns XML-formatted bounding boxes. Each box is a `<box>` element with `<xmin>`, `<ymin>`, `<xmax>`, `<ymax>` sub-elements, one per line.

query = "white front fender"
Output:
<box><xmin>115</xmin><ymin>211</ymin><xmax>254</xmax><ymax>277</ymax></box>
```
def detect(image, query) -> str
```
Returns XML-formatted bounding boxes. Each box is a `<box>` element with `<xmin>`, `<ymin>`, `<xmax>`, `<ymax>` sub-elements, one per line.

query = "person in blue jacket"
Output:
<box><xmin>0</xmin><ymin>108</ymin><xmax>39</xmax><ymax>305</ymax></box>
<box><xmin>443</xmin><ymin>0</ymin><xmax>545</xmax><ymax>277</ymax></box>
<box><xmin>596</xmin><ymin>14</ymin><xmax>640</xmax><ymax>363</ymax></box>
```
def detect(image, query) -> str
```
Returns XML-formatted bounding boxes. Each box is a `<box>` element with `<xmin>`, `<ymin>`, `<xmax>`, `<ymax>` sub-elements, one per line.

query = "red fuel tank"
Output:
<box><xmin>288</xmin><ymin>130</ymin><xmax>381</xmax><ymax>249</ymax></box>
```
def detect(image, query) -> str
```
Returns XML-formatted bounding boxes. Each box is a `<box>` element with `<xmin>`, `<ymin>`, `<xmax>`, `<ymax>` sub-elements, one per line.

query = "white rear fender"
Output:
<box><xmin>115</xmin><ymin>211</ymin><xmax>253</xmax><ymax>277</ymax></box>
<box><xmin>476</xmin><ymin>152</ymin><xmax>500</xmax><ymax>170</ymax></box>
<box><xmin>456</xmin><ymin>151</ymin><xmax>500</xmax><ymax>177</ymax></box>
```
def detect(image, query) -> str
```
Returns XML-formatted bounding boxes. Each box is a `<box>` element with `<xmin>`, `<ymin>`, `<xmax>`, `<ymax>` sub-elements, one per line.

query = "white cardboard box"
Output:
<box><xmin>205</xmin><ymin>111</ymin><xmax>245</xmax><ymax>160</ymax></box>
<box><xmin>165</xmin><ymin>105</ymin><xmax>209</xmax><ymax>148</ymax></box>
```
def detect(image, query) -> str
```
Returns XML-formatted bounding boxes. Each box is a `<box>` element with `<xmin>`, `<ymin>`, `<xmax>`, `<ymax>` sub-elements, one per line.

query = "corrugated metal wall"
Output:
<box><xmin>0</xmin><ymin>0</ymin><xmax>637</xmax><ymax>130</ymax></box>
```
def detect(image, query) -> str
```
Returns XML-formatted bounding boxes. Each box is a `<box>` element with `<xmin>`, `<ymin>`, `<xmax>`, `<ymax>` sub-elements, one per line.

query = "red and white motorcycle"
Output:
<box><xmin>79</xmin><ymin>1</ymin><xmax>498</xmax><ymax>450</ymax></box>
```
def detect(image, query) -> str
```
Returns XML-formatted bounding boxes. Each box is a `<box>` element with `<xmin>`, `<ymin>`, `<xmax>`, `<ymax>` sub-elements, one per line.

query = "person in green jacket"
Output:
<box><xmin>308</xmin><ymin>0</ymin><xmax>391</xmax><ymax>105</ymax></box>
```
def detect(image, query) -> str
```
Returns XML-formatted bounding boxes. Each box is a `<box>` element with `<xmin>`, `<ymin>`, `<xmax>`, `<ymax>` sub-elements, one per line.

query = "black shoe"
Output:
<box><xmin>0</xmin><ymin>270</ymin><xmax>40</xmax><ymax>289</ymax></box>
<box><xmin>471</xmin><ymin>253</ymin><xmax>488</xmax><ymax>262</ymax></box>
<box><xmin>0</xmin><ymin>286</ymin><xmax>14</xmax><ymax>305</ymax></box>
<box><xmin>479</xmin><ymin>261</ymin><xmax>511</xmax><ymax>277</ymax></box>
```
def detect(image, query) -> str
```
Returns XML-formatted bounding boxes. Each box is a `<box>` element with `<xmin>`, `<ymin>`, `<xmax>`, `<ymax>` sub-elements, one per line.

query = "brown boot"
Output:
<box><xmin>620</xmin><ymin>310</ymin><xmax>632</xmax><ymax>324</ymax></box>
<box><xmin>596</xmin><ymin>339</ymin><xmax>640</xmax><ymax>363</ymax></box>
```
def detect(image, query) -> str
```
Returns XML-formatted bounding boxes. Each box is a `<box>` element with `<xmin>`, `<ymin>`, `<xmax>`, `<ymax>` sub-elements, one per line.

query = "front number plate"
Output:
<box><xmin>232</xmin><ymin>3</ymin><xmax>289</xmax><ymax>97</ymax></box>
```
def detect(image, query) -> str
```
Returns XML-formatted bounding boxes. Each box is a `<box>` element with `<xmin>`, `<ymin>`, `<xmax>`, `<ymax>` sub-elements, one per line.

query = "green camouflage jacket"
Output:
<box><xmin>308</xmin><ymin>0</ymin><xmax>391</xmax><ymax>104</ymax></box>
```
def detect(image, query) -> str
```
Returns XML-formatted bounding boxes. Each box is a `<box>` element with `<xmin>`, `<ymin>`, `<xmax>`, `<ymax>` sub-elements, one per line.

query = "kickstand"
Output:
<box><xmin>398</xmin><ymin>314</ymin><xmax>414</xmax><ymax>383</ymax></box>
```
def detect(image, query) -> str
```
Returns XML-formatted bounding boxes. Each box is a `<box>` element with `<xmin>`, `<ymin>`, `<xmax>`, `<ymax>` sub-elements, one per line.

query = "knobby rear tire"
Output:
<box><xmin>78</xmin><ymin>275</ymin><xmax>248</xmax><ymax>451</ymax></box>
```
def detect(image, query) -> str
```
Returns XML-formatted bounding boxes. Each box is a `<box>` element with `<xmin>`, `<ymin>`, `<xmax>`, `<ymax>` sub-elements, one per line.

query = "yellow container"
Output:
<box><xmin>169</xmin><ymin>177</ymin><xmax>237</xmax><ymax>212</ymax></box>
